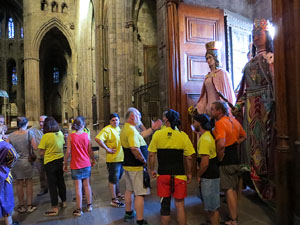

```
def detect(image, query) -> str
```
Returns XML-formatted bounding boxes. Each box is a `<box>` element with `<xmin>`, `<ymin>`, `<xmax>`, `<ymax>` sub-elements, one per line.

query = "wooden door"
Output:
<box><xmin>178</xmin><ymin>4</ymin><xmax>226</xmax><ymax>138</ymax></box>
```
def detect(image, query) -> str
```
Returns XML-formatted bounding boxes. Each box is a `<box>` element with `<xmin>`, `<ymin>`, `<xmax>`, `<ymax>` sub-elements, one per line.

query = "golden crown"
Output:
<box><xmin>253</xmin><ymin>18</ymin><xmax>269</xmax><ymax>31</ymax></box>
<box><xmin>205</xmin><ymin>41</ymin><xmax>222</xmax><ymax>50</ymax></box>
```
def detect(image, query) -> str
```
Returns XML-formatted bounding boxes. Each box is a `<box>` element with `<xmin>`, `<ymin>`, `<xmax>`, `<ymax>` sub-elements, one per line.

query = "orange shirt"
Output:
<box><xmin>213</xmin><ymin>116</ymin><xmax>245</xmax><ymax>146</ymax></box>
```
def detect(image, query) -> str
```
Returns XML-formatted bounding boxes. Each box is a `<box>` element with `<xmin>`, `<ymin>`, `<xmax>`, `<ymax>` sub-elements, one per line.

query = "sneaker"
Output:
<box><xmin>124</xmin><ymin>211</ymin><xmax>136</xmax><ymax>222</ymax></box>
<box><xmin>73</xmin><ymin>209</ymin><xmax>83</xmax><ymax>217</ymax></box>
<box><xmin>110</xmin><ymin>199</ymin><xmax>125</xmax><ymax>208</ymax></box>
<box><xmin>27</xmin><ymin>205</ymin><xmax>37</xmax><ymax>213</ymax></box>
<box><xmin>87</xmin><ymin>204</ymin><xmax>93</xmax><ymax>212</ymax></box>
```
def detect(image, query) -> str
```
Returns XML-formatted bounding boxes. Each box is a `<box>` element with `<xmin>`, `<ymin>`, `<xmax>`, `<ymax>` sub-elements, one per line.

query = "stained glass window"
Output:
<box><xmin>53</xmin><ymin>67</ymin><xmax>59</xmax><ymax>83</ymax></box>
<box><xmin>20</xmin><ymin>27</ymin><xmax>24</xmax><ymax>38</ymax></box>
<box><xmin>12</xmin><ymin>68</ymin><xmax>18</xmax><ymax>85</ymax></box>
<box><xmin>8</xmin><ymin>18</ymin><xmax>14</xmax><ymax>39</ymax></box>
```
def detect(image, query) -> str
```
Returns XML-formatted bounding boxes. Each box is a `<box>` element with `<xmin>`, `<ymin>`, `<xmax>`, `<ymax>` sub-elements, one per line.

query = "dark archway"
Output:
<box><xmin>39</xmin><ymin>27</ymin><xmax>71</xmax><ymax>123</ymax></box>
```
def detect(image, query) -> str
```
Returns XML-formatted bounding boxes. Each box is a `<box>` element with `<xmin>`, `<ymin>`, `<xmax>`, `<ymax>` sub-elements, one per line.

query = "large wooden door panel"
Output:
<box><xmin>178</xmin><ymin>4</ymin><xmax>225</xmax><ymax>138</ymax></box>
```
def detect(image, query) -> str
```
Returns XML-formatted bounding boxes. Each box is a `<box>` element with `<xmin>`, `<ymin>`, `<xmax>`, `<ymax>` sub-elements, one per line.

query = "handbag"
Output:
<box><xmin>27</xmin><ymin>131</ymin><xmax>37</xmax><ymax>163</ymax></box>
<box><xmin>143</xmin><ymin>167</ymin><xmax>151</xmax><ymax>188</ymax></box>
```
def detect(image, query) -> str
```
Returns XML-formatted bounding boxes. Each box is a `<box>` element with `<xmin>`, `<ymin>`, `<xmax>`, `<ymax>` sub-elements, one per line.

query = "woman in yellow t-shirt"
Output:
<box><xmin>38</xmin><ymin>117</ymin><xmax>66</xmax><ymax>217</ymax></box>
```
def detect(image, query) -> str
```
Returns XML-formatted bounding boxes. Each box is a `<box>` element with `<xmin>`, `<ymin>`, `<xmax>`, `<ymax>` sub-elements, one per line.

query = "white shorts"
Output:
<box><xmin>124</xmin><ymin>170</ymin><xmax>150</xmax><ymax>196</ymax></box>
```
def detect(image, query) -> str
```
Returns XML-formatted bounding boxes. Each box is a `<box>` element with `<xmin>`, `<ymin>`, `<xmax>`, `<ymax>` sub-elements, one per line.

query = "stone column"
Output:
<box><xmin>23</xmin><ymin>1</ymin><xmax>41</xmax><ymax>123</ymax></box>
<box><xmin>107</xmin><ymin>0</ymin><xmax>135</xmax><ymax>120</ymax></box>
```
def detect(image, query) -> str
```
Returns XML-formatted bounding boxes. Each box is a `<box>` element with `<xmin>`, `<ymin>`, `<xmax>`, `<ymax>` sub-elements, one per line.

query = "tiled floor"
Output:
<box><xmin>1</xmin><ymin>150</ymin><xmax>275</xmax><ymax>225</ymax></box>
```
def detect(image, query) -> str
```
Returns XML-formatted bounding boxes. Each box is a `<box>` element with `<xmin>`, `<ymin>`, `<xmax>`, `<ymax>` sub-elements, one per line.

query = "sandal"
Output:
<box><xmin>16</xmin><ymin>205</ymin><xmax>26</xmax><ymax>214</ymax></box>
<box><xmin>61</xmin><ymin>201</ymin><xmax>67</xmax><ymax>208</ymax></box>
<box><xmin>110</xmin><ymin>199</ymin><xmax>125</xmax><ymax>208</ymax></box>
<box><xmin>116</xmin><ymin>193</ymin><xmax>125</xmax><ymax>200</ymax></box>
<box><xmin>73</xmin><ymin>208</ymin><xmax>83</xmax><ymax>217</ymax></box>
<box><xmin>43</xmin><ymin>208</ymin><xmax>59</xmax><ymax>217</ymax></box>
<box><xmin>27</xmin><ymin>204</ymin><xmax>37</xmax><ymax>213</ymax></box>
<box><xmin>86</xmin><ymin>204</ymin><xmax>93</xmax><ymax>212</ymax></box>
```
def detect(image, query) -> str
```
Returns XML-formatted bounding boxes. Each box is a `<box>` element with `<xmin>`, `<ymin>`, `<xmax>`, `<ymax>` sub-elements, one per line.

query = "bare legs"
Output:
<box><xmin>16</xmin><ymin>178</ymin><xmax>33</xmax><ymax>206</ymax></box>
<box><xmin>175</xmin><ymin>198</ymin><xmax>186</xmax><ymax>225</ymax></box>
<box><xmin>226</xmin><ymin>188</ymin><xmax>238</xmax><ymax>224</ymax></box>
<box><xmin>75</xmin><ymin>177</ymin><xmax>92</xmax><ymax>209</ymax></box>
<box><xmin>209</xmin><ymin>210</ymin><xmax>220</xmax><ymax>225</ymax></box>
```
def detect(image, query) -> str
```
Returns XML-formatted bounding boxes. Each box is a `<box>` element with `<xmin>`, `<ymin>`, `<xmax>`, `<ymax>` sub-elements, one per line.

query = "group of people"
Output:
<box><xmin>0</xmin><ymin>17</ymin><xmax>274</xmax><ymax>225</ymax></box>
<box><xmin>0</xmin><ymin>115</ymin><xmax>95</xmax><ymax>225</ymax></box>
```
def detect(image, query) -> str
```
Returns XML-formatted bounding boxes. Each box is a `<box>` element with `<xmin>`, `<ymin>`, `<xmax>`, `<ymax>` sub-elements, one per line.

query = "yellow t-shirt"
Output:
<box><xmin>148</xmin><ymin>127</ymin><xmax>195</xmax><ymax>181</ymax></box>
<box><xmin>120</xmin><ymin>123</ymin><xmax>145</xmax><ymax>172</ymax></box>
<box><xmin>197</xmin><ymin>131</ymin><xmax>216</xmax><ymax>159</ymax></box>
<box><xmin>95</xmin><ymin>125</ymin><xmax>124</xmax><ymax>162</ymax></box>
<box><xmin>38</xmin><ymin>131</ymin><xmax>65</xmax><ymax>165</ymax></box>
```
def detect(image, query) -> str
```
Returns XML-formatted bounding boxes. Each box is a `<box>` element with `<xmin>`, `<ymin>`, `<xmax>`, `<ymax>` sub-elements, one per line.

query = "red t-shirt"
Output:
<box><xmin>70</xmin><ymin>132</ymin><xmax>91</xmax><ymax>169</ymax></box>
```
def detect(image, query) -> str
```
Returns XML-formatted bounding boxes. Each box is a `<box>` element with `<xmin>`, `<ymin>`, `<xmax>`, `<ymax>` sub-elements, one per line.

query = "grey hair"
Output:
<box><xmin>40</xmin><ymin>115</ymin><xmax>47</xmax><ymax>120</ymax></box>
<box><xmin>125</xmin><ymin>107</ymin><xmax>138</xmax><ymax>120</ymax></box>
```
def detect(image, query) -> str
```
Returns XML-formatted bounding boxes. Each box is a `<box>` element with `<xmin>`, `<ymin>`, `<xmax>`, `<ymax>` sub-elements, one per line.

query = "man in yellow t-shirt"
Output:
<box><xmin>95</xmin><ymin>113</ymin><xmax>124</xmax><ymax>208</ymax></box>
<box><xmin>120</xmin><ymin>107</ymin><xmax>160</xmax><ymax>225</ymax></box>
<box><xmin>193</xmin><ymin>113</ymin><xmax>220</xmax><ymax>225</ymax></box>
<box><xmin>148</xmin><ymin>109</ymin><xmax>195</xmax><ymax>225</ymax></box>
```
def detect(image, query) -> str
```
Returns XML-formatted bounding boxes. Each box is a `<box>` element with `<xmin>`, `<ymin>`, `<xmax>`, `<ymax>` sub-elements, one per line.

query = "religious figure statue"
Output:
<box><xmin>234</xmin><ymin>19</ymin><xmax>275</xmax><ymax>203</ymax></box>
<box><xmin>196</xmin><ymin>41</ymin><xmax>236</xmax><ymax>115</ymax></box>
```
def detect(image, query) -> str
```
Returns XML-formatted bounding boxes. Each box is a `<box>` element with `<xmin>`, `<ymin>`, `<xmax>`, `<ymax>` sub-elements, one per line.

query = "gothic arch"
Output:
<box><xmin>32</xmin><ymin>17</ymin><xmax>75</xmax><ymax>56</ymax></box>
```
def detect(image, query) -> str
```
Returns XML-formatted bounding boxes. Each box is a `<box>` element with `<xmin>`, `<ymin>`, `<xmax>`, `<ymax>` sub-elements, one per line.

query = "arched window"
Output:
<box><xmin>53</xmin><ymin>67</ymin><xmax>59</xmax><ymax>83</ymax></box>
<box><xmin>8</xmin><ymin>18</ymin><xmax>15</xmax><ymax>38</ymax></box>
<box><xmin>12</xmin><ymin>67</ymin><xmax>18</xmax><ymax>85</ymax></box>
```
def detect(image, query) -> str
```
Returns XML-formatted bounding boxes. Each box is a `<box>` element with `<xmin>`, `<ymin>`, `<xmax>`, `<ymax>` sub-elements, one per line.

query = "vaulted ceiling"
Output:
<box><xmin>0</xmin><ymin>0</ymin><xmax>23</xmax><ymax>25</ymax></box>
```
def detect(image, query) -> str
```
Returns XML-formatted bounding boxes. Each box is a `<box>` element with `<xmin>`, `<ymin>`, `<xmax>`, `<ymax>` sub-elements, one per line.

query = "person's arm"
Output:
<box><xmin>237</xmin><ymin>124</ymin><xmax>247</xmax><ymax>144</ymax></box>
<box><xmin>130</xmin><ymin>146</ymin><xmax>146</xmax><ymax>165</ymax></box>
<box><xmin>88</xmin><ymin>138</ymin><xmax>96</xmax><ymax>166</ymax></box>
<box><xmin>95</xmin><ymin>138</ymin><xmax>116</xmax><ymax>154</ymax></box>
<box><xmin>148</xmin><ymin>151</ymin><xmax>157</xmax><ymax>178</ymax></box>
<box><xmin>185</xmin><ymin>155</ymin><xmax>193</xmax><ymax>183</ymax></box>
<box><xmin>63</xmin><ymin>135</ymin><xmax>71</xmax><ymax>172</ymax></box>
<box><xmin>31</xmin><ymin>136</ymin><xmax>38</xmax><ymax>150</ymax></box>
<box><xmin>216</xmin><ymin>138</ymin><xmax>226</xmax><ymax>161</ymax></box>
<box><xmin>140</xmin><ymin>119</ymin><xmax>162</xmax><ymax>138</ymax></box>
<box><xmin>197</xmin><ymin>155</ymin><xmax>209</xmax><ymax>182</ymax></box>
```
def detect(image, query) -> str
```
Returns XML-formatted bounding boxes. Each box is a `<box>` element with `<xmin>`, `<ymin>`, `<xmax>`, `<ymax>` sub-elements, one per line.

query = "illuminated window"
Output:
<box><xmin>12</xmin><ymin>68</ymin><xmax>18</xmax><ymax>85</ymax></box>
<box><xmin>8</xmin><ymin>18</ymin><xmax>14</xmax><ymax>39</ymax></box>
<box><xmin>53</xmin><ymin>67</ymin><xmax>59</xmax><ymax>83</ymax></box>
<box><xmin>20</xmin><ymin>27</ymin><xmax>24</xmax><ymax>38</ymax></box>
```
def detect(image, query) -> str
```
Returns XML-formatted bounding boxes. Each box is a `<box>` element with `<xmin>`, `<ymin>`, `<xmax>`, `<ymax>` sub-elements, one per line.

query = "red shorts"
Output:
<box><xmin>157</xmin><ymin>175</ymin><xmax>187</xmax><ymax>199</ymax></box>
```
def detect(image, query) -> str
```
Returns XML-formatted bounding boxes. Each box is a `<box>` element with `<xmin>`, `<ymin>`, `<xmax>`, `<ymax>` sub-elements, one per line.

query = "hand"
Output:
<box><xmin>91</xmin><ymin>159</ymin><xmax>96</xmax><ymax>166</ymax></box>
<box><xmin>150</xmin><ymin>170</ymin><xmax>157</xmax><ymax>179</ymax></box>
<box><xmin>186</xmin><ymin>173</ymin><xmax>192</xmax><ymax>184</ymax></box>
<box><xmin>107</xmin><ymin>148</ymin><xmax>116</xmax><ymax>154</ymax></box>
<box><xmin>152</xmin><ymin>119</ymin><xmax>162</xmax><ymax>130</ymax></box>
<box><xmin>63</xmin><ymin>164</ymin><xmax>68</xmax><ymax>172</ymax></box>
<box><xmin>231</xmin><ymin>107</ymin><xmax>240</xmax><ymax>117</ymax></box>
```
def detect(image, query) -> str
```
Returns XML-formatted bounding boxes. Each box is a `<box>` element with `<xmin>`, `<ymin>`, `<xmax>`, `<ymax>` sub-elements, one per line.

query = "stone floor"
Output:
<box><xmin>1</xmin><ymin>150</ymin><xmax>275</xmax><ymax>225</ymax></box>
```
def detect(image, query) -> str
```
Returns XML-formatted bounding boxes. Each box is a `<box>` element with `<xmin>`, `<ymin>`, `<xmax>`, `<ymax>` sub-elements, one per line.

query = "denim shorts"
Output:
<box><xmin>200</xmin><ymin>178</ymin><xmax>220</xmax><ymax>211</ymax></box>
<box><xmin>106</xmin><ymin>162</ymin><xmax>123</xmax><ymax>184</ymax></box>
<box><xmin>71</xmin><ymin>166</ymin><xmax>91</xmax><ymax>180</ymax></box>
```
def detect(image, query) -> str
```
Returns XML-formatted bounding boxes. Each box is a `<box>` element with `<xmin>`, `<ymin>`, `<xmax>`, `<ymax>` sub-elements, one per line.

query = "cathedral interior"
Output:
<box><xmin>0</xmin><ymin>0</ymin><xmax>300</xmax><ymax>224</ymax></box>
